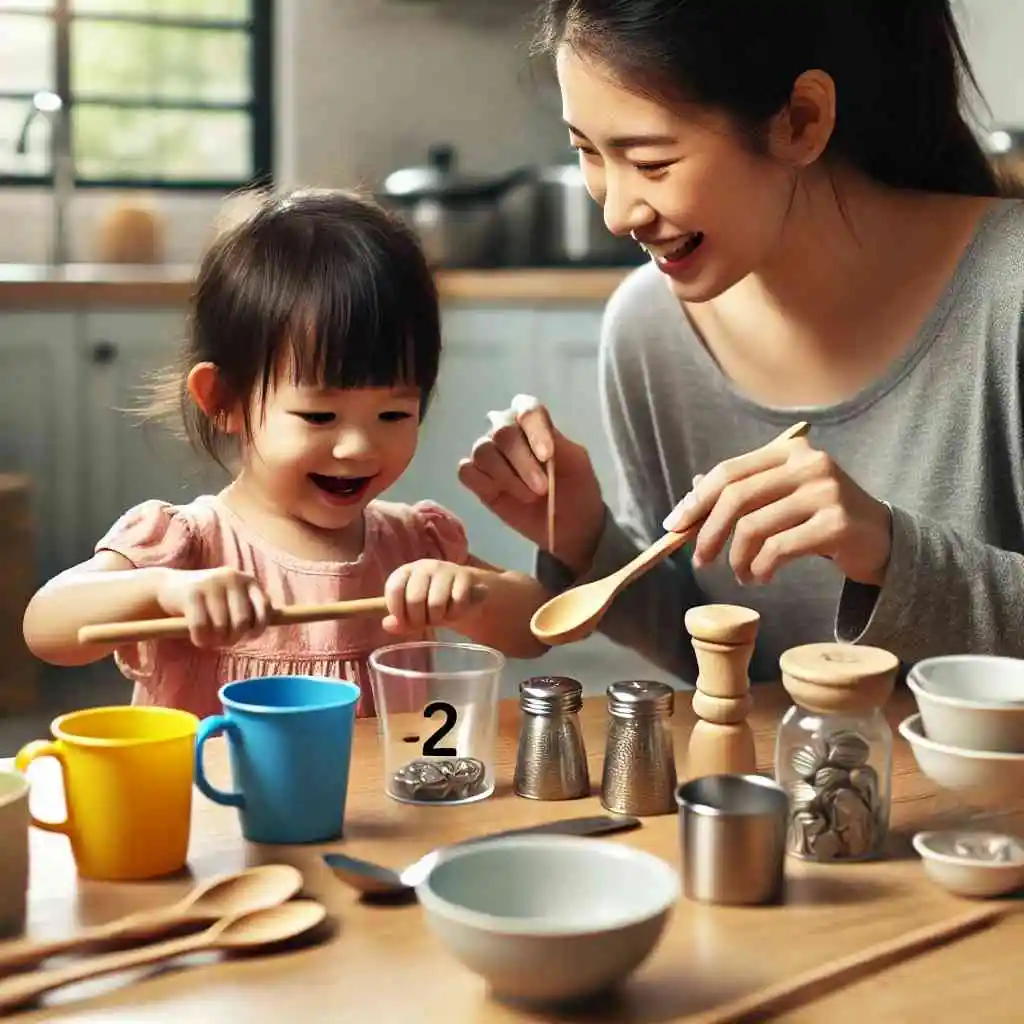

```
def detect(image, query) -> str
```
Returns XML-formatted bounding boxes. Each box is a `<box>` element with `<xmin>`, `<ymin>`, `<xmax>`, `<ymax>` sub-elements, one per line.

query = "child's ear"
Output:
<box><xmin>186</xmin><ymin>362</ymin><xmax>243</xmax><ymax>434</ymax></box>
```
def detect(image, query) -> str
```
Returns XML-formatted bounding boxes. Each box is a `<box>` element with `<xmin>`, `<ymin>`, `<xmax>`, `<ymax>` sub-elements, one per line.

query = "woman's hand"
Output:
<box><xmin>458</xmin><ymin>394</ymin><xmax>605</xmax><ymax>574</ymax></box>
<box><xmin>663</xmin><ymin>435</ymin><xmax>892</xmax><ymax>586</ymax></box>
<box><xmin>383</xmin><ymin>560</ymin><xmax>484</xmax><ymax>634</ymax></box>
<box><xmin>155</xmin><ymin>567</ymin><xmax>271</xmax><ymax>647</ymax></box>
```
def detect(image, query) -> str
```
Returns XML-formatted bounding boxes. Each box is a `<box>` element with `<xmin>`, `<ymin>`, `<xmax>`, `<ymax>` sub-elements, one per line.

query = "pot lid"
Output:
<box><xmin>381</xmin><ymin>145</ymin><xmax>530</xmax><ymax>203</ymax></box>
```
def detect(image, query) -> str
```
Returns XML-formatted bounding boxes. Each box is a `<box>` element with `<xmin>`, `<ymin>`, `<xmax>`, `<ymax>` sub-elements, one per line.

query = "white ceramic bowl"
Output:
<box><xmin>898</xmin><ymin>713</ymin><xmax>1024</xmax><ymax>808</ymax></box>
<box><xmin>908</xmin><ymin>655</ymin><xmax>1024</xmax><ymax>752</ymax></box>
<box><xmin>912</xmin><ymin>830</ymin><xmax>1024</xmax><ymax>898</ymax></box>
<box><xmin>415</xmin><ymin>835</ymin><xmax>679</xmax><ymax>1005</ymax></box>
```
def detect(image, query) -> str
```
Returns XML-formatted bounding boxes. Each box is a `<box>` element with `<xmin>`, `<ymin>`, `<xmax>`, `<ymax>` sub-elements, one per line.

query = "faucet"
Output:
<box><xmin>15</xmin><ymin>90</ymin><xmax>73</xmax><ymax>265</ymax></box>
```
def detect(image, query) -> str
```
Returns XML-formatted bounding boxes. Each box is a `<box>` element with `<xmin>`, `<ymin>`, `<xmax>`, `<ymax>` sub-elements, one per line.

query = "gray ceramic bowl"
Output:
<box><xmin>415</xmin><ymin>834</ymin><xmax>679</xmax><ymax>1005</ymax></box>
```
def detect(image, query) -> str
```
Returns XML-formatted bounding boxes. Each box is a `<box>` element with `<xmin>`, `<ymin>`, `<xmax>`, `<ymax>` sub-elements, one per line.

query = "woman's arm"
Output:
<box><xmin>837</xmin><ymin>503</ymin><xmax>1024</xmax><ymax>661</ymax></box>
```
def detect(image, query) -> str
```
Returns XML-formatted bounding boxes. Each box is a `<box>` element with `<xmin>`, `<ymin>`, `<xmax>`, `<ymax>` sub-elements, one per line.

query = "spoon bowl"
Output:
<box><xmin>212</xmin><ymin>900</ymin><xmax>327</xmax><ymax>949</ymax></box>
<box><xmin>531</xmin><ymin>421</ymin><xmax>809</xmax><ymax>647</ymax></box>
<box><xmin>186</xmin><ymin>864</ymin><xmax>305</xmax><ymax>919</ymax></box>
<box><xmin>0</xmin><ymin>862</ymin><xmax>305</xmax><ymax>975</ymax></box>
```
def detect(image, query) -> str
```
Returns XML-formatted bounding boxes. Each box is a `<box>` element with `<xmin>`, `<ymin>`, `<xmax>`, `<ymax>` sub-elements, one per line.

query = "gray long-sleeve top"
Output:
<box><xmin>537</xmin><ymin>199</ymin><xmax>1024</xmax><ymax>686</ymax></box>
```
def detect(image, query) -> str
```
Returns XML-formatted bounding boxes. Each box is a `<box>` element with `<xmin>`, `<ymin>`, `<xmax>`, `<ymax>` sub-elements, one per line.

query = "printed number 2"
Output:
<box><xmin>422</xmin><ymin>701</ymin><xmax>457</xmax><ymax>757</ymax></box>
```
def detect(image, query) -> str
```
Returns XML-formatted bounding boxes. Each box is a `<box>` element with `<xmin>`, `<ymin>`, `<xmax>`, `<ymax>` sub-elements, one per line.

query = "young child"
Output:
<box><xmin>23</xmin><ymin>188</ymin><xmax>550</xmax><ymax>718</ymax></box>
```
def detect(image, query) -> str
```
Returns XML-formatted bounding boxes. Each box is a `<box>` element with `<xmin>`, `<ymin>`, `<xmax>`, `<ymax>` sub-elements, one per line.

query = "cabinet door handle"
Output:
<box><xmin>91</xmin><ymin>340</ymin><xmax>118</xmax><ymax>364</ymax></box>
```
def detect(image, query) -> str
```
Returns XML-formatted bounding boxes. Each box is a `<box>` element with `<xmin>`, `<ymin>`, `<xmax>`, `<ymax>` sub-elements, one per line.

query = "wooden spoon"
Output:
<box><xmin>78</xmin><ymin>583</ymin><xmax>487</xmax><ymax>645</ymax></box>
<box><xmin>0</xmin><ymin>864</ymin><xmax>303</xmax><ymax>974</ymax></box>
<box><xmin>0</xmin><ymin>900</ymin><xmax>327</xmax><ymax>1012</ymax></box>
<box><xmin>530</xmin><ymin>421</ymin><xmax>810</xmax><ymax>646</ymax></box>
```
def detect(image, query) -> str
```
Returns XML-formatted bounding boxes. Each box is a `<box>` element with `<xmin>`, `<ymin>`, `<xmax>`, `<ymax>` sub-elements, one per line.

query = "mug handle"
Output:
<box><xmin>14</xmin><ymin>740</ymin><xmax>73</xmax><ymax>836</ymax></box>
<box><xmin>193</xmin><ymin>715</ymin><xmax>244</xmax><ymax>808</ymax></box>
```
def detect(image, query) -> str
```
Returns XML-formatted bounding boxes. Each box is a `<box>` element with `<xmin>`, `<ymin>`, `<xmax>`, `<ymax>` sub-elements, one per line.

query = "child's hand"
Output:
<box><xmin>155</xmin><ymin>567</ymin><xmax>271</xmax><ymax>648</ymax></box>
<box><xmin>383</xmin><ymin>560</ymin><xmax>483</xmax><ymax>634</ymax></box>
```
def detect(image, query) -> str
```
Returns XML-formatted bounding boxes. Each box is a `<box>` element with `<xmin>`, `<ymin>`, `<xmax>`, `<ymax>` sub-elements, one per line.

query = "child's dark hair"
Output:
<box><xmin>152</xmin><ymin>187</ymin><xmax>441</xmax><ymax>467</ymax></box>
<box><xmin>535</xmin><ymin>0</ymin><xmax>1002</xmax><ymax>198</ymax></box>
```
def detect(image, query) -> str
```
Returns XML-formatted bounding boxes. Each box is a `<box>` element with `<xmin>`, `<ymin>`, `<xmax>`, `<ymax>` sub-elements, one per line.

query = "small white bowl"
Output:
<box><xmin>908</xmin><ymin>655</ymin><xmax>1024</xmax><ymax>752</ymax></box>
<box><xmin>898</xmin><ymin>713</ymin><xmax>1024</xmax><ymax>808</ymax></box>
<box><xmin>415</xmin><ymin>835</ymin><xmax>679</xmax><ymax>1005</ymax></box>
<box><xmin>912</xmin><ymin>830</ymin><xmax>1024</xmax><ymax>898</ymax></box>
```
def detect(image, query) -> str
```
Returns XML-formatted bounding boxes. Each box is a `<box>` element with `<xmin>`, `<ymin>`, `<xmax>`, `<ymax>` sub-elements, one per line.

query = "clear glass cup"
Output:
<box><xmin>368</xmin><ymin>641</ymin><xmax>504</xmax><ymax>806</ymax></box>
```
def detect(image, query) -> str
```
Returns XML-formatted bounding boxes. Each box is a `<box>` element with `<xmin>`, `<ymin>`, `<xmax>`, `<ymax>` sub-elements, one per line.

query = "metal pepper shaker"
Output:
<box><xmin>600</xmin><ymin>680</ymin><xmax>677</xmax><ymax>816</ymax></box>
<box><xmin>513</xmin><ymin>676</ymin><xmax>590</xmax><ymax>801</ymax></box>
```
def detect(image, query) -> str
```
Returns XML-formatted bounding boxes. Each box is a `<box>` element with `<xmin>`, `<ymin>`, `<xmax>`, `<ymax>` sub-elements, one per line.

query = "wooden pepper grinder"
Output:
<box><xmin>683</xmin><ymin>604</ymin><xmax>760</xmax><ymax>779</ymax></box>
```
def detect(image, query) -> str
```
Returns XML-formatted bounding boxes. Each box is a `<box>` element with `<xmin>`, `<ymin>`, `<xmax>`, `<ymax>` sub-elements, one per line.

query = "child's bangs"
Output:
<box><xmin>282</xmin><ymin>274</ymin><xmax>428</xmax><ymax>394</ymax></box>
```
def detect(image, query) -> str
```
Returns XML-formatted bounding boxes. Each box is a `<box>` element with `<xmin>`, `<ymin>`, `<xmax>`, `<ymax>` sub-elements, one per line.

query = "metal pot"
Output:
<box><xmin>379</xmin><ymin>144</ymin><xmax>532</xmax><ymax>268</ymax></box>
<box><xmin>528</xmin><ymin>163</ymin><xmax>644</xmax><ymax>267</ymax></box>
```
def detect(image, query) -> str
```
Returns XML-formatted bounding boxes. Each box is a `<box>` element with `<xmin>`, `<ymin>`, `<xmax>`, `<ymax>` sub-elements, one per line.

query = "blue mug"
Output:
<box><xmin>193</xmin><ymin>675</ymin><xmax>361</xmax><ymax>844</ymax></box>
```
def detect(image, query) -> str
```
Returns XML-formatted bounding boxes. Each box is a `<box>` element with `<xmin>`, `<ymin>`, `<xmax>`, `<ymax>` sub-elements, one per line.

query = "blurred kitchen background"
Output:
<box><xmin>0</xmin><ymin>0</ymin><xmax>1021</xmax><ymax>749</ymax></box>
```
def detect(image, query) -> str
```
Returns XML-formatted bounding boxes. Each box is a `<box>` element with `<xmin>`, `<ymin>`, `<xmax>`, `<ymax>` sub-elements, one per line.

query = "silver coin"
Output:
<box><xmin>826</xmin><ymin>730</ymin><xmax>871</xmax><ymax>769</ymax></box>
<box><xmin>790</xmin><ymin>737</ymin><xmax>828</xmax><ymax>780</ymax></box>
<box><xmin>849</xmin><ymin>765</ymin><xmax>879</xmax><ymax>805</ymax></box>
<box><xmin>396</xmin><ymin>760</ymin><xmax>446</xmax><ymax>786</ymax></box>
<box><xmin>788</xmin><ymin>780</ymin><xmax>818</xmax><ymax>814</ymax></box>
<box><xmin>813</xmin><ymin>765</ymin><xmax>850</xmax><ymax>794</ymax></box>
<box><xmin>810</xmin><ymin>829</ymin><xmax>842</xmax><ymax>861</ymax></box>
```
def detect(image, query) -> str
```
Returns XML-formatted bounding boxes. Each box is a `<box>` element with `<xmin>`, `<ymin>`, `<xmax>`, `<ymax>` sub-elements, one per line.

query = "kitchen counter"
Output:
<box><xmin>0</xmin><ymin>264</ymin><xmax>636</xmax><ymax>308</ymax></box>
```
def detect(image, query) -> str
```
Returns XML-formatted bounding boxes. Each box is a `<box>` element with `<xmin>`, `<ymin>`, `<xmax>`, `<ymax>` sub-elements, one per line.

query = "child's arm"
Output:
<box><xmin>23</xmin><ymin>554</ymin><xmax>271</xmax><ymax>667</ymax></box>
<box><xmin>383</xmin><ymin>555</ymin><xmax>551</xmax><ymax>658</ymax></box>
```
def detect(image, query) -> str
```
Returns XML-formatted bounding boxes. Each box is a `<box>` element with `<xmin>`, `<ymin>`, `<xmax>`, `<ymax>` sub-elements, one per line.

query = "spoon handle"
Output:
<box><xmin>0</xmin><ymin>927</ymin><xmax>211</xmax><ymax>1011</ymax></box>
<box><xmin>617</xmin><ymin>420</ymin><xmax>811</xmax><ymax>585</ymax></box>
<box><xmin>0</xmin><ymin>904</ymin><xmax>188</xmax><ymax>975</ymax></box>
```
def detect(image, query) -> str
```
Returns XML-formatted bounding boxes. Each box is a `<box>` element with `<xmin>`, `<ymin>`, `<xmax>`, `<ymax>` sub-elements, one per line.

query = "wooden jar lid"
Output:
<box><xmin>684</xmin><ymin>604</ymin><xmax>760</xmax><ymax>646</ymax></box>
<box><xmin>779</xmin><ymin>642</ymin><xmax>899</xmax><ymax>714</ymax></box>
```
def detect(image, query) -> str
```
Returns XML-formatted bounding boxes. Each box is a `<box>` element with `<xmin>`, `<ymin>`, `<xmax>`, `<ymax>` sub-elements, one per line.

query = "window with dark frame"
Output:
<box><xmin>0</xmin><ymin>0</ymin><xmax>272</xmax><ymax>190</ymax></box>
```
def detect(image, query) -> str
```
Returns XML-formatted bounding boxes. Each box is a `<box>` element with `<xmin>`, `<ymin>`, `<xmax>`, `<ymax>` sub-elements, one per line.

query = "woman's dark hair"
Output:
<box><xmin>149</xmin><ymin>187</ymin><xmax>441</xmax><ymax>467</ymax></box>
<box><xmin>535</xmin><ymin>0</ymin><xmax>1002</xmax><ymax>197</ymax></box>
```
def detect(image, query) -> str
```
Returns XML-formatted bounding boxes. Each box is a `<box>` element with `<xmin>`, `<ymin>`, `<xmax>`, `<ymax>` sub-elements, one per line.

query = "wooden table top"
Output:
<box><xmin>4</xmin><ymin>683</ymin><xmax>1021</xmax><ymax>1022</ymax></box>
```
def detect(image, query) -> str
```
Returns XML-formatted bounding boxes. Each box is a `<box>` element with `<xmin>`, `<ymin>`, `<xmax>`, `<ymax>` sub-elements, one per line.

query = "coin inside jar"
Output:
<box><xmin>391</xmin><ymin>757</ymin><xmax>488</xmax><ymax>803</ymax></box>
<box><xmin>781</xmin><ymin>726</ymin><xmax>885</xmax><ymax>862</ymax></box>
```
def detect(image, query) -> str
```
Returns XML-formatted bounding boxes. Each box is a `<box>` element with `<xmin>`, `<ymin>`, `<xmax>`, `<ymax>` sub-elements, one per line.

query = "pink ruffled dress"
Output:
<box><xmin>95</xmin><ymin>495</ymin><xmax>469</xmax><ymax>718</ymax></box>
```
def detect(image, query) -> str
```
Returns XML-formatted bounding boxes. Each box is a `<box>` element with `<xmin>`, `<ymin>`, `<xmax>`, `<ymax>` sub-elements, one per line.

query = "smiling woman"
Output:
<box><xmin>458</xmin><ymin>0</ymin><xmax>1024</xmax><ymax>684</ymax></box>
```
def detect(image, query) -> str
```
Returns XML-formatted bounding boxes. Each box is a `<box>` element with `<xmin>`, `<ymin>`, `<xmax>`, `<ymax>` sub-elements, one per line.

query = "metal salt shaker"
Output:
<box><xmin>600</xmin><ymin>680</ymin><xmax>677</xmax><ymax>816</ymax></box>
<box><xmin>513</xmin><ymin>676</ymin><xmax>590</xmax><ymax>800</ymax></box>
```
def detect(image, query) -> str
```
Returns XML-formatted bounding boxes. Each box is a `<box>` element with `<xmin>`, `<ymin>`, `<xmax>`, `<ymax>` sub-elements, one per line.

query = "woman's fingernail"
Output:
<box><xmin>531</xmin><ymin>470</ymin><xmax>547</xmax><ymax>493</ymax></box>
<box><xmin>663</xmin><ymin>491</ymin><xmax>696</xmax><ymax>530</ymax></box>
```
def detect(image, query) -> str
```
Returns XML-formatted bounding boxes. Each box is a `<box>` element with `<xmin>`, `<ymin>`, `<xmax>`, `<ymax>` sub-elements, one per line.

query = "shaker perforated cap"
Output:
<box><xmin>606</xmin><ymin>680</ymin><xmax>675</xmax><ymax>718</ymax></box>
<box><xmin>519</xmin><ymin>676</ymin><xmax>583</xmax><ymax>715</ymax></box>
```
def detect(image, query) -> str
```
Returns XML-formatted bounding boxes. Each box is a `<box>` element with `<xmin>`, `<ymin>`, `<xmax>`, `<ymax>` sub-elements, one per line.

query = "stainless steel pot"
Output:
<box><xmin>529</xmin><ymin>163</ymin><xmax>644</xmax><ymax>267</ymax></box>
<box><xmin>379</xmin><ymin>145</ymin><xmax>532</xmax><ymax>268</ymax></box>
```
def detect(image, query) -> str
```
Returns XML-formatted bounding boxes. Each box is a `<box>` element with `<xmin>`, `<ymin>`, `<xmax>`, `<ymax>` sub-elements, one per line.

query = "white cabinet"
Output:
<box><xmin>382</xmin><ymin>306</ymin><xmax>544</xmax><ymax>574</ymax></box>
<box><xmin>78</xmin><ymin>311</ymin><xmax>229</xmax><ymax>555</ymax></box>
<box><xmin>534</xmin><ymin>307</ymin><xmax>617</xmax><ymax>496</ymax></box>
<box><xmin>0</xmin><ymin>313</ymin><xmax>80</xmax><ymax>583</ymax></box>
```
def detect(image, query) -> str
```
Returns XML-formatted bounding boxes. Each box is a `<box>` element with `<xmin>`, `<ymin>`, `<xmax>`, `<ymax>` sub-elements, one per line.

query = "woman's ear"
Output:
<box><xmin>186</xmin><ymin>362</ymin><xmax>243</xmax><ymax>434</ymax></box>
<box><xmin>769</xmin><ymin>69</ymin><xmax>837</xmax><ymax>168</ymax></box>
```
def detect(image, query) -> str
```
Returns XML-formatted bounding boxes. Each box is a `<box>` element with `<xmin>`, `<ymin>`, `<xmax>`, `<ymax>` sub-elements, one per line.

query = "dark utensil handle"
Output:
<box><xmin>452</xmin><ymin>815</ymin><xmax>641</xmax><ymax>849</ymax></box>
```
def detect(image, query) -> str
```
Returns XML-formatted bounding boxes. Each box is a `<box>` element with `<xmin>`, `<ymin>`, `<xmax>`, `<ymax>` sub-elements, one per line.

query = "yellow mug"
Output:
<box><xmin>15</xmin><ymin>705</ymin><xmax>199</xmax><ymax>881</ymax></box>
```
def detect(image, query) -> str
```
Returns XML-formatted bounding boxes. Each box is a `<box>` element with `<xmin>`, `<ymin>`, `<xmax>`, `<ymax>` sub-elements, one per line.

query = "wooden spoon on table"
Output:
<box><xmin>0</xmin><ymin>864</ymin><xmax>303</xmax><ymax>975</ymax></box>
<box><xmin>530</xmin><ymin>421</ymin><xmax>810</xmax><ymax>646</ymax></box>
<box><xmin>0</xmin><ymin>901</ymin><xmax>327</xmax><ymax>1013</ymax></box>
<box><xmin>78</xmin><ymin>584</ymin><xmax>487</xmax><ymax>646</ymax></box>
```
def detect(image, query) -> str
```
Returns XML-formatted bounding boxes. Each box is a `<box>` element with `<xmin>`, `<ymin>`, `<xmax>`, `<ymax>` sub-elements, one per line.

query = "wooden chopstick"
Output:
<box><xmin>78</xmin><ymin>583</ymin><xmax>487</xmax><ymax>646</ymax></box>
<box><xmin>689</xmin><ymin>903</ymin><xmax>1005</xmax><ymax>1023</ymax></box>
<box><xmin>546</xmin><ymin>456</ymin><xmax>556</xmax><ymax>556</ymax></box>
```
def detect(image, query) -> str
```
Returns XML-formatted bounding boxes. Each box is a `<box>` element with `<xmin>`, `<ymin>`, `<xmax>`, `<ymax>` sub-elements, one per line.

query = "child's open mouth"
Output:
<box><xmin>309</xmin><ymin>473</ymin><xmax>374</xmax><ymax>504</ymax></box>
